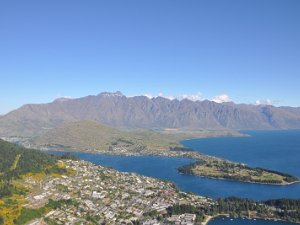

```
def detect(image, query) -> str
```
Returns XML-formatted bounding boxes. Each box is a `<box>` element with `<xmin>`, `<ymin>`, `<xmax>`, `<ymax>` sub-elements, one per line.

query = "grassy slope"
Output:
<box><xmin>34</xmin><ymin>121</ymin><xmax>181</xmax><ymax>151</ymax></box>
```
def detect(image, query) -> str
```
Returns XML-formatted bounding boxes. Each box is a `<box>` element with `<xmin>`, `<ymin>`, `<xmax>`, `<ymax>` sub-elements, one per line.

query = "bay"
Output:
<box><xmin>50</xmin><ymin>130</ymin><xmax>300</xmax><ymax>200</ymax></box>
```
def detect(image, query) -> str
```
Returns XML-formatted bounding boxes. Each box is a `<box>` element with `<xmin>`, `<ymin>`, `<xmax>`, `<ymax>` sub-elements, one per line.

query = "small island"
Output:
<box><xmin>178</xmin><ymin>160</ymin><xmax>299</xmax><ymax>185</ymax></box>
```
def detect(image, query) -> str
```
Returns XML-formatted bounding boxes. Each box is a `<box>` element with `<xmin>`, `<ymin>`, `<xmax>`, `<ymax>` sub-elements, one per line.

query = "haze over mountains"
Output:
<box><xmin>1</xmin><ymin>91</ymin><xmax>300</xmax><ymax>137</ymax></box>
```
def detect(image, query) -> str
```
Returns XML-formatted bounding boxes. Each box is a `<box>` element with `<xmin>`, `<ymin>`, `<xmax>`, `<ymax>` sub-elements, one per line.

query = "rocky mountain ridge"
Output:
<box><xmin>1</xmin><ymin>92</ymin><xmax>300</xmax><ymax>137</ymax></box>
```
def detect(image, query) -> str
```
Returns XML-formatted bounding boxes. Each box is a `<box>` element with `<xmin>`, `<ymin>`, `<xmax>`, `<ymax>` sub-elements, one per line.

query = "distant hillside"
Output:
<box><xmin>1</xmin><ymin>92</ymin><xmax>300</xmax><ymax>137</ymax></box>
<box><xmin>33</xmin><ymin>121</ymin><xmax>181</xmax><ymax>151</ymax></box>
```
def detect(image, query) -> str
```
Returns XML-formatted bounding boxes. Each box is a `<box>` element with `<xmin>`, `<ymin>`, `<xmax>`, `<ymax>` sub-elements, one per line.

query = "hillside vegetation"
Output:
<box><xmin>0</xmin><ymin>139</ymin><xmax>65</xmax><ymax>198</ymax></box>
<box><xmin>0</xmin><ymin>140</ymin><xmax>56</xmax><ymax>178</ymax></box>
<box><xmin>0</xmin><ymin>139</ymin><xmax>70</xmax><ymax>224</ymax></box>
<box><xmin>34</xmin><ymin>121</ymin><xmax>180</xmax><ymax>151</ymax></box>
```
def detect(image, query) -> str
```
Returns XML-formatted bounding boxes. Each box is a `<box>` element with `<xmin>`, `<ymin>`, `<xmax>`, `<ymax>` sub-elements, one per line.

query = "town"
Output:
<box><xmin>24</xmin><ymin>159</ymin><xmax>214</xmax><ymax>225</ymax></box>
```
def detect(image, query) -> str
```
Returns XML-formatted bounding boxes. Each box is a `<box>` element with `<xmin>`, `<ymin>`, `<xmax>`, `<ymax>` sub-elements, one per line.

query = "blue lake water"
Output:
<box><xmin>208</xmin><ymin>217</ymin><xmax>296</xmax><ymax>225</ymax></box>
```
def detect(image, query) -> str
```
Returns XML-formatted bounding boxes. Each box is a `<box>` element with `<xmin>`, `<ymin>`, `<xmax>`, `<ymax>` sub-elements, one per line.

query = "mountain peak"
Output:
<box><xmin>53</xmin><ymin>97</ymin><xmax>73</xmax><ymax>103</ymax></box>
<box><xmin>98</xmin><ymin>91</ymin><xmax>125</xmax><ymax>97</ymax></box>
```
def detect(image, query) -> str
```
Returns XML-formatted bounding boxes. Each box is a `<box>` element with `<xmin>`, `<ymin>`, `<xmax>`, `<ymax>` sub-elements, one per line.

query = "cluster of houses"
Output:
<box><xmin>23</xmin><ymin>159</ymin><xmax>214</xmax><ymax>224</ymax></box>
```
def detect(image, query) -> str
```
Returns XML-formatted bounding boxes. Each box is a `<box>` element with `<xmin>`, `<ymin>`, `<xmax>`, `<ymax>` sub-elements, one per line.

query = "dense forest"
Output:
<box><xmin>212</xmin><ymin>197</ymin><xmax>300</xmax><ymax>223</ymax></box>
<box><xmin>0</xmin><ymin>139</ymin><xmax>65</xmax><ymax>198</ymax></box>
<box><xmin>166</xmin><ymin>197</ymin><xmax>300</xmax><ymax>224</ymax></box>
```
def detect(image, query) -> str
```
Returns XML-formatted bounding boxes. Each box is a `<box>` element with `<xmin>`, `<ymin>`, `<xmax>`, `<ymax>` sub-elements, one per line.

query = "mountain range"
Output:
<box><xmin>1</xmin><ymin>91</ymin><xmax>300</xmax><ymax>137</ymax></box>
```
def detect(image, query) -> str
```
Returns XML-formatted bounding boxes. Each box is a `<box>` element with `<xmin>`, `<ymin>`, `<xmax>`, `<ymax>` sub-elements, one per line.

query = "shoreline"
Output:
<box><xmin>202</xmin><ymin>215</ymin><xmax>214</xmax><ymax>225</ymax></box>
<box><xmin>202</xmin><ymin>214</ymin><xmax>300</xmax><ymax>225</ymax></box>
<box><xmin>178</xmin><ymin>172</ymin><xmax>300</xmax><ymax>186</ymax></box>
<box><xmin>46</xmin><ymin>148</ymin><xmax>299</xmax><ymax>186</ymax></box>
<box><xmin>202</xmin><ymin>214</ymin><xmax>230</xmax><ymax>225</ymax></box>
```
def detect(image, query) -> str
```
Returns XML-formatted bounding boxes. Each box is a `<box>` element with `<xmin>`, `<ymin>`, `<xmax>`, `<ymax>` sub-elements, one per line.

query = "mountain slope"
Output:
<box><xmin>1</xmin><ymin>92</ymin><xmax>300</xmax><ymax>137</ymax></box>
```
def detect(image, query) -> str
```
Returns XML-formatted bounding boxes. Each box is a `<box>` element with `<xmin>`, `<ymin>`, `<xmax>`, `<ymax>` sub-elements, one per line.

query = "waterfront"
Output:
<box><xmin>51</xmin><ymin>151</ymin><xmax>300</xmax><ymax>200</ymax></box>
<box><xmin>208</xmin><ymin>217</ymin><xmax>297</xmax><ymax>225</ymax></box>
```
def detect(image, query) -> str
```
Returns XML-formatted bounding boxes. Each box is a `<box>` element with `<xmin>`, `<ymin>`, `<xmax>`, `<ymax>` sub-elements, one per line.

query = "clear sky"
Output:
<box><xmin>0</xmin><ymin>0</ymin><xmax>300</xmax><ymax>115</ymax></box>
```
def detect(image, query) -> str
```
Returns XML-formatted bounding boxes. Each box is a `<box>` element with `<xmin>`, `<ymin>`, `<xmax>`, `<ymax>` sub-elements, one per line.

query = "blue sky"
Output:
<box><xmin>0</xmin><ymin>0</ymin><xmax>300</xmax><ymax>115</ymax></box>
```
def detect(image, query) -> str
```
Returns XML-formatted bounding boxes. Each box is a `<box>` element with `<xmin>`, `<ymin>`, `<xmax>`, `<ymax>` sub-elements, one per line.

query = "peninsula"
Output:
<box><xmin>178</xmin><ymin>160</ymin><xmax>299</xmax><ymax>185</ymax></box>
